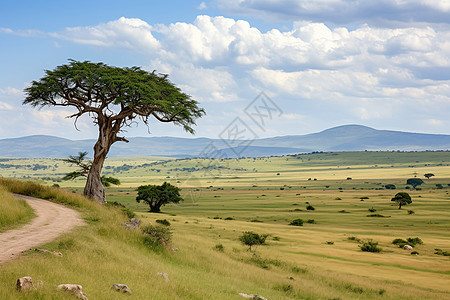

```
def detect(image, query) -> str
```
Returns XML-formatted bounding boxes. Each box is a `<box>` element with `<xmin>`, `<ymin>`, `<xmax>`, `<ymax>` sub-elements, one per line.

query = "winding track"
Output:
<box><xmin>0</xmin><ymin>194</ymin><xmax>85</xmax><ymax>264</ymax></box>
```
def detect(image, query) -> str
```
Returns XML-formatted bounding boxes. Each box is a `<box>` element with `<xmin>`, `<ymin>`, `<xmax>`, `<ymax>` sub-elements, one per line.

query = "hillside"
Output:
<box><xmin>1</xmin><ymin>125</ymin><xmax>449</xmax><ymax>158</ymax></box>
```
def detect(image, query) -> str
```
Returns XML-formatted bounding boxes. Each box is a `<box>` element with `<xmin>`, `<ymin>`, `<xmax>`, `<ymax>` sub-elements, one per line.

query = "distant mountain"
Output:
<box><xmin>0</xmin><ymin>125</ymin><xmax>449</xmax><ymax>158</ymax></box>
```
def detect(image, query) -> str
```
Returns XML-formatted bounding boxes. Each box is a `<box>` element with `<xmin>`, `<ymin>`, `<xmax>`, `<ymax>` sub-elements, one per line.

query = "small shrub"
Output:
<box><xmin>272</xmin><ymin>236</ymin><xmax>281</xmax><ymax>241</ymax></box>
<box><xmin>289</xmin><ymin>218</ymin><xmax>304</xmax><ymax>226</ymax></box>
<box><xmin>156</xmin><ymin>219</ymin><xmax>171</xmax><ymax>226</ymax></box>
<box><xmin>307</xmin><ymin>219</ymin><xmax>316</xmax><ymax>224</ymax></box>
<box><xmin>326</xmin><ymin>241</ymin><xmax>334</xmax><ymax>245</ymax></box>
<box><xmin>392</xmin><ymin>238</ymin><xmax>408</xmax><ymax>248</ymax></box>
<box><xmin>411</xmin><ymin>251</ymin><xmax>419</xmax><ymax>255</ymax></box>
<box><xmin>224</xmin><ymin>217</ymin><xmax>234</xmax><ymax>220</ymax></box>
<box><xmin>366</xmin><ymin>214</ymin><xmax>388</xmax><ymax>217</ymax></box>
<box><xmin>408</xmin><ymin>210</ymin><xmax>415</xmax><ymax>215</ymax></box>
<box><xmin>368</xmin><ymin>207</ymin><xmax>376</xmax><ymax>212</ymax></box>
<box><xmin>347</xmin><ymin>177</ymin><xmax>352</xmax><ymax>180</ymax></box>
<box><xmin>338</xmin><ymin>210</ymin><xmax>350</xmax><ymax>213</ymax></box>
<box><xmin>434</xmin><ymin>249</ymin><xmax>450</xmax><ymax>256</ymax></box>
<box><xmin>250</xmin><ymin>218</ymin><xmax>263</xmax><ymax>223</ymax></box>
<box><xmin>360</xmin><ymin>196</ymin><xmax>369</xmax><ymax>199</ymax></box>
<box><xmin>141</xmin><ymin>224</ymin><xmax>172</xmax><ymax>248</ymax></box>
<box><xmin>239</xmin><ymin>231</ymin><xmax>268</xmax><ymax>251</ymax></box>
<box><xmin>384</xmin><ymin>184</ymin><xmax>396</xmax><ymax>189</ymax></box>
<box><xmin>334</xmin><ymin>197</ymin><xmax>342</xmax><ymax>200</ymax></box>
<box><xmin>213</xmin><ymin>216</ymin><xmax>221</xmax><ymax>219</ymax></box>
<box><xmin>436</xmin><ymin>184</ymin><xmax>443</xmax><ymax>189</ymax></box>
<box><xmin>407</xmin><ymin>237</ymin><xmax>423</xmax><ymax>246</ymax></box>
<box><xmin>306</xmin><ymin>205</ymin><xmax>315</xmax><ymax>211</ymax></box>
<box><xmin>214</xmin><ymin>243</ymin><xmax>224</xmax><ymax>252</ymax></box>
<box><xmin>360</xmin><ymin>240</ymin><xmax>382</xmax><ymax>252</ymax></box>
<box><xmin>347</xmin><ymin>236</ymin><xmax>361</xmax><ymax>242</ymax></box>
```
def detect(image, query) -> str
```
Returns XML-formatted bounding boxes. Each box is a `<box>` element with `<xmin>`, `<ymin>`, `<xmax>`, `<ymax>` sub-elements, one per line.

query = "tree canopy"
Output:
<box><xmin>406</xmin><ymin>178</ymin><xmax>424</xmax><ymax>189</ymax></box>
<box><xmin>24</xmin><ymin>60</ymin><xmax>205</xmax><ymax>203</ymax></box>
<box><xmin>391</xmin><ymin>192</ymin><xmax>412</xmax><ymax>209</ymax></box>
<box><xmin>136</xmin><ymin>182</ymin><xmax>183</xmax><ymax>212</ymax></box>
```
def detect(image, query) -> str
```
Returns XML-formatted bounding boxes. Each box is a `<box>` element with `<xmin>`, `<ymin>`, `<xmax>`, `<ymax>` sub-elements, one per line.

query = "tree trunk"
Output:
<box><xmin>398</xmin><ymin>202</ymin><xmax>402</xmax><ymax>209</ymax></box>
<box><xmin>83</xmin><ymin>120</ymin><xmax>114</xmax><ymax>204</ymax></box>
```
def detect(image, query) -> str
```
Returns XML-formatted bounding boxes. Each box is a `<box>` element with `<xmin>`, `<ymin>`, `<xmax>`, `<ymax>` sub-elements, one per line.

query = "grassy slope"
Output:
<box><xmin>0</xmin><ymin>152</ymin><xmax>450</xmax><ymax>299</ymax></box>
<box><xmin>0</xmin><ymin>185</ymin><xmax>34</xmax><ymax>232</ymax></box>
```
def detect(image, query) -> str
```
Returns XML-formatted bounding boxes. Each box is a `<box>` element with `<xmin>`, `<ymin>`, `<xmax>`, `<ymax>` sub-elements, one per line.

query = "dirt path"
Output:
<box><xmin>0</xmin><ymin>194</ymin><xmax>86</xmax><ymax>264</ymax></box>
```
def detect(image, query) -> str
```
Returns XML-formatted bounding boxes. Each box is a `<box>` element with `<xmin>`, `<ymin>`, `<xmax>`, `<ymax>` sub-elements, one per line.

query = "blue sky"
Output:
<box><xmin>1</xmin><ymin>0</ymin><xmax>450</xmax><ymax>141</ymax></box>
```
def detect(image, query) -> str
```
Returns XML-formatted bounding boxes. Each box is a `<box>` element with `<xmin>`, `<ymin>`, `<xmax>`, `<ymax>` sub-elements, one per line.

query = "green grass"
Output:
<box><xmin>1</xmin><ymin>151</ymin><xmax>450</xmax><ymax>299</ymax></box>
<box><xmin>0</xmin><ymin>185</ymin><xmax>34</xmax><ymax>231</ymax></box>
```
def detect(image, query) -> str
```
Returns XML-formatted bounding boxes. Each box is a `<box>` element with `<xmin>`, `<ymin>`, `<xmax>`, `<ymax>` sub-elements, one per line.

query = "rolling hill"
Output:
<box><xmin>0</xmin><ymin>125</ymin><xmax>449</xmax><ymax>158</ymax></box>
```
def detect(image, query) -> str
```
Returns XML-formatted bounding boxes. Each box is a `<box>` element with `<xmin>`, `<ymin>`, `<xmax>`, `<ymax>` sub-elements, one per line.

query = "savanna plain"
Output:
<box><xmin>0</xmin><ymin>151</ymin><xmax>449</xmax><ymax>299</ymax></box>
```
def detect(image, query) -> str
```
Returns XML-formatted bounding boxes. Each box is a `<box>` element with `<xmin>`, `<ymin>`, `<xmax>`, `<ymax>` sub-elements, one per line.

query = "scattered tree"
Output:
<box><xmin>391</xmin><ymin>192</ymin><xmax>412</xmax><ymax>209</ymax></box>
<box><xmin>424</xmin><ymin>173</ymin><xmax>435</xmax><ymax>179</ymax></box>
<box><xmin>239</xmin><ymin>231</ymin><xmax>268</xmax><ymax>252</ymax></box>
<box><xmin>136</xmin><ymin>182</ymin><xmax>183</xmax><ymax>212</ymax></box>
<box><xmin>24</xmin><ymin>60</ymin><xmax>205</xmax><ymax>203</ymax></box>
<box><xmin>406</xmin><ymin>178</ymin><xmax>424</xmax><ymax>189</ymax></box>
<box><xmin>62</xmin><ymin>152</ymin><xmax>121</xmax><ymax>187</ymax></box>
<box><xmin>384</xmin><ymin>184</ymin><xmax>396</xmax><ymax>190</ymax></box>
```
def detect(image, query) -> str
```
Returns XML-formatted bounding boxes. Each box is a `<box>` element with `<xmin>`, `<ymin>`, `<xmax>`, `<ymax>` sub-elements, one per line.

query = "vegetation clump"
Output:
<box><xmin>239</xmin><ymin>231</ymin><xmax>268</xmax><ymax>252</ymax></box>
<box><xmin>156</xmin><ymin>219</ymin><xmax>171</xmax><ymax>226</ymax></box>
<box><xmin>391</xmin><ymin>192</ymin><xmax>412</xmax><ymax>209</ymax></box>
<box><xmin>360</xmin><ymin>240</ymin><xmax>382</xmax><ymax>252</ymax></box>
<box><xmin>384</xmin><ymin>184</ymin><xmax>396</xmax><ymax>189</ymax></box>
<box><xmin>392</xmin><ymin>237</ymin><xmax>423</xmax><ymax>248</ymax></box>
<box><xmin>434</xmin><ymin>249</ymin><xmax>450</xmax><ymax>256</ymax></box>
<box><xmin>289</xmin><ymin>218</ymin><xmax>304</xmax><ymax>226</ymax></box>
<box><xmin>136</xmin><ymin>182</ymin><xmax>183</xmax><ymax>212</ymax></box>
<box><xmin>141</xmin><ymin>224</ymin><xmax>172</xmax><ymax>249</ymax></box>
<box><xmin>306</xmin><ymin>205</ymin><xmax>315</xmax><ymax>211</ymax></box>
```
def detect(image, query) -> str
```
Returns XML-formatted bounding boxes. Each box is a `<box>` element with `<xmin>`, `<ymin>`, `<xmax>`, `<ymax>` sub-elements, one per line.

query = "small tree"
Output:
<box><xmin>424</xmin><ymin>173</ymin><xmax>435</xmax><ymax>179</ymax></box>
<box><xmin>239</xmin><ymin>231</ymin><xmax>268</xmax><ymax>252</ymax></box>
<box><xmin>391</xmin><ymin>192</ymin><xmax>412</xmax><ymax>209</ymax></box>
<box><xmin>63</xmin><ymin>152</ymin><xmax>120</xmax><ymax>187</ymax></box>
<box><xmin>406</xmin><ymin>178</ymin><xmax>424</xmax><ymax>189</ymax></box>
<box><xmin>136</xmin><ymin>182</ymin><xmax>182</xmax><ymax>212</ymax></box>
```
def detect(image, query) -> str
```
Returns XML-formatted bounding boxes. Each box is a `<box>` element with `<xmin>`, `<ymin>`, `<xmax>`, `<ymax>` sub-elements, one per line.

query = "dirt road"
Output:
<box><xmin>0</xmin><ymin>194</ymin><xmax>85</xmax><ymax>264</ymax></box>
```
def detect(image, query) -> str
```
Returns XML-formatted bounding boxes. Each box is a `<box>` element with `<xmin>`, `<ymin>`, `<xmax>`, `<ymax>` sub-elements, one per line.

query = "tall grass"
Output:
<box><xmin>0</xmin><ymin>185</ymin><xmax>34</xmax><ymax>231</ymax></box>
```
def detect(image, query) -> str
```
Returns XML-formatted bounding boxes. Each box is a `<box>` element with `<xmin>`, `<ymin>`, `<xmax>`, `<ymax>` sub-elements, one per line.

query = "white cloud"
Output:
<box><xmin>0</xmin><ymin>102</ymin><xmax>13</xmax><ymax>110</ymax></box>
<box><xmin>197</xmin><ymin>2</ymin><xmax>207</xmax><ymax>10</ymax></box>
<box><xmin>0</xmin><ymin>86</ymin><xmax>22</xmax><ymax>97</ymax></box>
<box><xmin>53</xmin><ymin>17</ymin><xmax>160</xmax><ymax>52</ymax></box>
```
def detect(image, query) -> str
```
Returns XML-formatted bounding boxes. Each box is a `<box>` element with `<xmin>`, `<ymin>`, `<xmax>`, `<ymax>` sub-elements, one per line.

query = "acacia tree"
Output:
<box><xmin>136</xmin><ymin>182</ymin><xmax>183</xmax><ymax>212</ymax></box>
<box><xmin>24</xmin><ymin>60</ymin><xmax>205</xmax><ymax>204</ymax></box>
<box><xmin>391</xmin><ymin>192</ymin><xmax>412</xmax><ymax>209</ymax></box>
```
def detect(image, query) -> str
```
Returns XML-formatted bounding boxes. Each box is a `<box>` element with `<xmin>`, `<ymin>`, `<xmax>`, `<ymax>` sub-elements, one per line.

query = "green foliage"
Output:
<box><xmin>360</xmin><ymin>240</ymin><xmax>382</xmax><ymax>252</ymax></box>
<box><xmin>289</xmin><ymin>218</ymin><xmax>304</xmax><ymax>226</ymax></box>
<box><xmin>347</xmin><ymin>236</ymin><xmax>362</xmax><ymax>243</ymax></box>
<box><xmin>408</xmin><ymin>210</ymin><xmax>415</xmax><ymax>215</ymax></box>
<box><xmin>436</xmin><ymin>183</ymin><xmax>443</xmax><ymax>189</ymax></box>
<box><xmin>406</xmin><ymin>178</ymin><xmax>424</xmax><ymax>188</ymax></box>
<box><xmin>366</xmin><ymin>214</ymin><xmax>388</xmax><ymax>217</ymax></box>
<box><xmin>392</xmin><ymin>237</ymin><xmax>423</xmax><ymax>248</ymax></box>
<box><xmin>136</xmin><ymin>182</ymin><xmax>183</xmax><ymax>212</ymax></box>
<box><xmin>307</xmin><ymin>219</ymin><xmax>316</xmax><ymax>224</ymax></box>
<box><xmin>411</xmin><ymin>251</ymin><xmax>419</xmax><ymax>255</ymax></box>
<box><xmin>391</xmin><ymin>192</ymin><xmax>412</xmax><ymax>209</ymax></box>
<box><xmin>239</xmin><ymin>231</ymin><xmax>268</xmax><ymax>251</ymax></box>
<box><xmin>384</xmin><ymin>184</ymin><xmax>396</xmax><ymax>189</ymax></box>
<box><xmin>306</xmin><ymin>205</ymin><xmax>315</xmax><ymax>211</ymax></box>
<box><xmin>424</xmin><ymin>173</ymin><xmax>435</xmax><ymax>179</ymax></box>
<box><xmin>106</xmin><ymin>201</ymin><xmax>136</xmax><ymax>219</ymax></box>
<box><xmin>407</xmin><ymin>237</ymin><xmax>423</xmax><ymax>246</ymax></box>
<box><xmin>141</xmin><ymin>224</ymin><xmax>172</xmax><ymax>248</ymax></box>
<box><xmin>214</xmin><ymin>243</ymin><xmax>224</xmax><ymax>252</ymax></box>
<box><xmin>434</xmin><ymin>249</ymin><xmax>450</xmax><ymax>256</ymax></box>
<box><xmin>368</xmin><ymin>207</ymin><xmax>376</xmax><ymax>212</ymax></box>
<box><xmin>156</xmin><ymin>219</ymin><xmax>171</xmax><ymax>226</ymax></box>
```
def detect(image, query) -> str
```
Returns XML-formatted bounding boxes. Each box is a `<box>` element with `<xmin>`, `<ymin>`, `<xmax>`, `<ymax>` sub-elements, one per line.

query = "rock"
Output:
<box><xmin>403</xmin><ymin>245</ymin><xmax>413</xmax><ymax>250</ymax></box>
<box><xmin>35</xmin><ymin>248</ymin><xmax>63</xmax><ymax>256</ymax></box>
<box><xmin>171</xmin><ymin>247</ymin><xmax>179</xmax><ymax>252</ymax></box>
<box><xmin>112</xmin><ymin>283</ymin><xmax>132</xmax><ymax>294</ymax></box>
<box><xmin>57</xmin><ymin>284</ymin><xmax>88</xmax><ymax>300</ymax></box>
<box><xmin>157</xmin><ymin>272</ymin><xmax>169</xmax><ymax>281</ymax></box>
<box><xmin>121</xmin><ymin>218</ymin><xmax>141</xmax><ymax>229</ymax></box>
<box><xmin>17</xmin><ymin>276</ymin><xmax>34</xmax><ymax>291</ymax></box>
<box><xmin>238</xmin><ymin>293</ymin><xmax>268</xmax><ymax>300</ymax></box>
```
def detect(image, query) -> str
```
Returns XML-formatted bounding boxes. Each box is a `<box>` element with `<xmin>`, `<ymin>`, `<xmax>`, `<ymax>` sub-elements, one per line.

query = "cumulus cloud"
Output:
<box><xmin>216</xmin><ymin>0</ymin><xmax>450</xmax><ymax>25</ymax></box>
<box><xmin>53</xmin><ymin>17</ymin><xmax>160</xmax><ymax>52</ymax></box>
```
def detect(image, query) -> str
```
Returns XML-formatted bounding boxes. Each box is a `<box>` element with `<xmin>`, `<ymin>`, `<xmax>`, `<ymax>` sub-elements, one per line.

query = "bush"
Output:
<box><xmin>214</xmin><ymin>244</ymin><xmax>224</xmax><ymax>252</ymax></box>
<box><xmin>334</xmin><ymin>197</ymin><xmax>342</xmax><ymax>200</ymax></box>
<box><xmin>384</xmin><ymin>184</ymin><xmax>396</xmax><ymax>189</ymax></box>
<box><xmin>411</xmin><ymin>251</ymin><xmax>419</xmax><ymax>255</ymax></box>
<box><xmin>407</xmin><ymin>237</ymin><xmax>423</xmax><ymax>246</ymax></box>
<box><xmin>360</xmin><ymin>196</ymin><xmax>369</xmax><ymax>199</ymax></box>
<box><xmin>360</xmin><ymin>240</ymin><xmax>382</xmax><ymax>252</ymax></box>
<box><xmin>368</xmin><ymin>207</ymin><xmax>376</xmax><ymax>212</ymax></box>
<box><xmin>306</xmin><ymin>205</ymin><xmax>315</xmax><ymax>211</ymax></box>
<box><xmin>156</xmin><ymin>219</ymin><xmax>171</xmax><ymax>226</ymax></box>
<box><xmin>366</xmin><ymin>214</ymin><xmax>388</xmax><ymax>217</ymax></box>
<box><xmin>436</xmin><ymin>184</ymin><xmax>443</xmax><ymax>189</ymax></box>
<box><xmin>434</xmin><ymin>249</ymin><xmax>450</xmax><ymax>256</ymax></box>
<box><xmin>289</xmin><ymin>218</ymin><xmax>304</xmax><ymax>226</ymax></box>
<box><xmin>224</xmin><ymin>217</ymin><xmax>234</xmax><ymax>220</ymax></box>
<box><xmin>326</xmin><ymin>241</ymin><xmax>334</xmax><ymax>245</ymax></box>
<box><xmin>307</xmin><ymin>219</ymin><xmax>316</xmax><ymax>224</ymax></box>
<box><xmin>408</xmin><ymin>210</ymin><xmax>415</xmax><ymax>215</ymax></box>
<box><xmin>392</xmin><ymin>238</ymin><xmax>408</xmax><ymax>248</ymax></box>
<box><xmin>348</xmin><ymin>236</ymin><xmax>361</xmax><ymax>243</ymax></box>
<box><xmin>239</xmin><ymin>231</ymin><xmax>268</xmax><ymax>251</ymax></box>
<box><xmin>141</xmin><ymin>224</ymin><xmax>172</xmax><ymax>248</ymax></box>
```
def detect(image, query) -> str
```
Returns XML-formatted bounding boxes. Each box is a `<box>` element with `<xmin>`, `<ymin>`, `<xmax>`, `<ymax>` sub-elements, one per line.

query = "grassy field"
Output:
<box><xmin>0</xmin><ymin>151</ymin><xmax>450</xmax><ymax>299</ymax></box>
<box><xmin>0</xmin><ymin>185</ymin><xmax>34</xmax><ymax>232</ymax></box>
